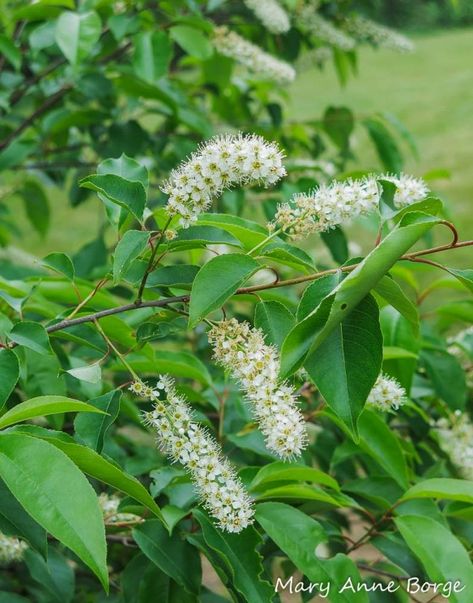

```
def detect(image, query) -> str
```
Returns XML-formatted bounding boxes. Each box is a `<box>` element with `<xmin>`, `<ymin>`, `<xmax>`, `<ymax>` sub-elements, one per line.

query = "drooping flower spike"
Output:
<box><xmin>136</xmin><ymin>376</ymin><xmax>254</xmax><ymax>533</ymax></box>
<box><xmin>366</xmin><ymin>374</ymin><xmax>406</xmax><ymax>412</ymax></box>
<box><xmin>161</xmin><ymin>133</ymin><xmax>286</xmax><ymax>228</ymax></box>
<box><xmin>344</xmin><ymin>15</ymin><xmax>414</xmax><ymax>53</ymax></box>
<box><xmin>213</xmin><ymin>27</ymin><xmax>296</xmax><ymax>85</ymax></box>
<box><xmin>297</xmin><ymin>8</ymin><xmax>355</xmax><ymax>51</ymax></box>
<box><xmin>271</xmin><ymin>173</ymin><xmax>429</xmax><ymax>239</ymax></box>
<box><xmin>209</xmin><ymin>319</ymin><xmax>308</xmax><ymax>460</ymax></box>
<box><xmin>432</xmin><ymin>412</ymin><xmax>473</xmax><ymax>481</ymax></box>
<box><xmin>244</xmin><ymin>0</ymin><xmax>290</xmax><ymax>34</ymax></box>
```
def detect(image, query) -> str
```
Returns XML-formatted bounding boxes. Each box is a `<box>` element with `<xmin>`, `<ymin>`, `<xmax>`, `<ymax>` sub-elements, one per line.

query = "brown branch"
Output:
<box><xmin>356</xmin><ymin>563</ymin><xmax>411</xmax><ymax>581</ymax></box>
<box><xmin>5</xmin><ymin>238</ymin><xmax>472</xmax><ymax>348</ymax></box>
<box><xmin>9</xmin><ymin>57</ymin><xmax>65</xmax><ymax>107</ymax></box>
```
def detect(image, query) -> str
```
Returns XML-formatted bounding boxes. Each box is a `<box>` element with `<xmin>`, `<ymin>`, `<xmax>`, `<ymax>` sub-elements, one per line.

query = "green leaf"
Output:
<box><xmin>98</xmin><ymin>154</ymin><xmax>148</xmax><ymax>189</ymax></box>
<box><xmin>254</xmin><ymin>484</ymin><xmax>341</xmax><ymax>505</ymax></box>
<box><xmin>358</xmin><ymin>410</ymin><xmax>409</xmax><ymax>489</ymax></box>
<box><xmin>146</xmin><ymin>265</ymin><xmax>199</xmax><ymax>289</ymax></box>
<box><xmin>121</xmin><ymin>351</ymin><xmax>212</xmax><ymax>385</ymax></box>
<box><xmin>255</xmin><ymin>502</ymin><xmax>368</xmax><ymax>603</ymax></box>
<box><xmin>113</xmin><ymin>230</ymin><xmax>150</xmax><ymax>283</ymax></box>
<box><xmin>167</xmin><ymin>225</ymin><xmax>241</xmax><ymax>251</ymax></box>
<box><xmin>8</xmin><ymin>321</ymin><xmax>52</xmax><ymax>355</ymax></box>
<box><xmin>364</xmin><ymin>116</ymin><xmax>403</xmax><ymax>172</ymax></box>
<box><xmin>381</xmin><ymin>307</ymin><xmax>419</xmax><ymax>392</ymax></box>
<box><xmin>323</xmin><ymin>106</ymin><xmax>354</xmax><ymax>151</ymax></box>
<box><xmin>21</xmin><ymin>179</ymin><xmax>50</xmax><ymax>237</ymax></box>
<box><xmin>55</xmin><ymin>11</ymin><xmax>101</xmax><ymax>65</ymax></box>
<box><xmin>304</xmin><ymin>295</ymin><xmax>383</xmax><ymax>435</ymax></box>
<box><xmin>170</xmin><ymin>25</ymin><xmax>213</xmax><ymax>60</ymax></box>
<box><xmin>421</xmin><ymin>348</ymin><xmax>467</xmax><ymax>410</ymax></box>
<box><xmin>374</xmin><ymin>275</ymin><xmax>419</xmax><ymax>334</ymax></box>
<box><xmin>320</xmin><ymin>226</ymin><xmax>349</xmax><ymax>264</ymax></box>
<box><xmin>281</xmin><ymin>212</ymin><xmax>439</xmax><ymax>378</ymax></box>
<box><xmin>0</xmin><ymin>349</ymin><xmax>19</xmax><ymax>411</ymax></box>
<box><xmin>74</xmin><ymin>390</ymin><xmax>121</xmax><ymax>453</ymax></box>
<box><xmin>66</xmin><ymin>362</ymin><xmax>102</xmax><ymax>384</ymax></box>
<box><xmin>0</xmin><ymin>34</ymin><xmax>21</xmax><ymax>70</ymax></box>
<box><xmin>42</xmin><ymin>252</ymin><xmax>75</xmax><ymax>281</ymax></box>
<box><xmin>15</xmin><ymin>428</ymin><xmax>163</xmax><ymax>521</ymax></box>
<box><xmin>250</xmin><ymin>461</ymin><xmax>339</xmax><ymax>492</ymax></box>
<box><xmin>196</xmin><ymin>214</ymin><xmax>268</xmax><ymax>249</ymax></box>
<box><xmin>80</xmin><ymin>174</ymin><xmax>147</xmax><ymax>221</ymax></box>
<box><xmin>188</xmin><ymin>254</ymin><xmax>260</xmax><ymax>327</ymax></box>
<box><xmin>0</xmin><ymin>433</ymin><xmax>107</xmax><ymax>589</ymax></box>
<box><xmin>402</xmin><ymin>478</ymin><xmax>473</xmax><ymax>505</ymax></box>
<box><xmin>193</xmin><ymin>508</ymin><xmax>275</xmax><ymax>603</ymax></box>
<box><xmin>133</xmin><ymin>31</ymin><xmax>172</xmax><ymax>82</ymax></box>
<box><xmin>24</xmin><ymin>548</ymin><xmax>75</xmax><ymax>603</ymax></box>
<box><xmin>254</xmin><ymin>301</ymin><xmax>295</xmax><ymax>348</ymax></box>
<box><xmin>133</xmin><ymin>519</ymin><xmax>201</xmax><ymax>595</ymax></box>
<box><xmin>0</xmin><ymin>395</ymin><xmax>105</xmax><ymax>430</ymax></box>
<box><xmin>0</xmin><ymin>478</ymin><xmax>47</xmax><ymax>556</ymax></box>
<box><xmin>395</xmin><ymin>515</ymin><xmax>473</xmax><ymax>603</ymax></box>
<box><xmin>446</xmin><ymin>268</ymin><xmax>473</xmax><ymax>293</ymax></box>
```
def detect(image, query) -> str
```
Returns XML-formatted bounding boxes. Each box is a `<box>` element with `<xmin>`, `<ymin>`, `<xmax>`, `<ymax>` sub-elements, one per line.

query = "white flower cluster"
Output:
<box><xmin>208</xmin><ymin>319</ymin><xmax>308</xmax><ymax>459</ymax></box>
<box><xmin>298</xmin><ymin>45</ymin><xmax>333</xmax><ymax>70</ymax></box>
<box><xmin>244</xmin><ymin>0</ymin><xmax>290</xmax><ymax>34</ymax></box>
<box><xmin>448</xmin><ymin>327</ymin><xmax>473</xmax><ymax>389</ymax></box>
<box><xmin>99</xmin><ymin>493</ymin><xmax>142</xmax><ymax>524</ymax></box>
<box><xmin>272</xmin><ymin>176</ymin><xmax>380</xmax><ymax>239</ymax></box>
<box><xmin>161</xmin><ymin>133</ymin><xmax>286</xmax><ymax>228</ymax></box>
<box><xmin>382</xmin><ymin>173</ymin><xmax>429</xmax><ymax>208</ymax></box>
<box><xmin>432</xmin><ymin>412</ymin><xmax>473</xmax><ymax>480</ymax></box>
<box><xmin>298</xmin><ymin>7</ymin><xmax>355</xmax><ymax>51</ymax></box>
<box><xmin>344</xmin><ymin>15</ymin><xmax>414</xmax><ymax>53</ymax></box>
<box><xmin>366</xmin><ymin>374</ymin><xmax>406</xmax><ymax>412</ymax></box>
<box><xmin>0</xmin><ymin>532</ymin><xmax>27</xmax><ymax>565</ymax></box>
<box><xmin>271</xmin><ymin>173</ymin><xmax>429</xmax><ymax>239</ymax></box>
<box><xmin>136</xmin><ymin>376</ymin><xmax>254</xmax><ymax>533</ymax></box>
<box><xmin>213</xmin><ymin>27</ymin><xmax>296</xmax><ymax>85</ymax></box>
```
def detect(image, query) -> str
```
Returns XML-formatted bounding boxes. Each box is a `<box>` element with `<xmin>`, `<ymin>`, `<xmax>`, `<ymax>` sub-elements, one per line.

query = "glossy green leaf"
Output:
<box><xmin>170</xmin><ymin>25</ymin><xmax>213</xmax><ymax>60</ymax></box>
<box><xmin>250</xmin><ymin>461</ymin><xmax>339</xmax><ymax>492</ymax></box>
<box><xmin>395</xmin><ymin>515</ymin><xmax>473</xmax><ymax>603</ymax></box>
<box><xmin>80</xmin><ymin>174</ymin><xmax>147</xmax><ymax>221</ymax></box>
<box><xmin>0</xmin><ymin>34</ymin><xmax>21</xmax><ymax>70</ymax></box>
<box><xmin>74</xmin><ymin>390</ymin><xmax>121</xmax><ymax>453</ymax></box>
<box><xmin>255</xmin><ymin>502</ymin><xmax>368</xmax><ymax>603</ymax></box>
<box><xmin>281</xmin><ymin>212</ymin><xmax>439</xmax><ymax>378</ymax></box>
<box><xmin>402</xmin><ymin>478</ymin><xmax>473</xmax><ymax>505</ymax></box>
<box><xmin>113</xmin><ymin>230</ymin><xmax>150</xmax><ymax>283</ymax></box>
<box><xmin>304</xmin><ymin>295</ymin><xmax>383</xmax><ymax>434</ymax></box>
<box><xmin>0</xmin><ymin>433</ymin><xmax>107</xmax><ymax>589</ymax></box>
<box><xmin>66</xmin><ymin>362</ymin><xmax>102</xmax><ymax>384</ymax></box>
<box><xmin>374</xmin><ymin>275</ymin><xmax>419</xmax><ymax>334</ymax></box>
<box><xmin>133</xmin><ymin>519</ymin><xmax>201</xmax><ymax>594</ymax></box>
<box><xmin>0</xmin><ymin>395</ymin><xmax>104</xmax><ymax>430</ymax></box>
<box><xmin>21</xmin><ymin>179</ymin><xmax>50</xmax><ymax>237</ymax></box>
<box><xmin>24</xmin><ymin>548</ymin><xmax>75</xmax><ymax>603</ymax></box>
<box><xmin>133</xmin><ymin>31</ymin><xmax>172</xmax><ymax>82</ymax></box>
<box><xmin>447</xmin><ymin>268</ymin><xmax>473</xmax><ymax>293</ymax></box>
<box><xmin>42</xmin><ymin>253</ymin><xmax>75</xmax><ymax>281</ymax></box>
<box><xmin>254</xmin><ymin>301</ymin><xmax>295</xmax><ymax>348</ymax></box>
<box><xmin>55</xmin><ymin>11</ymin><xmax>101</xmax><ymax>65</ymax></box>
<box><xmin>0</xmin><ymin>349</ymin><xmax>19</xmax><ymax>411</ymax></box>
<box><xmin>196</xmin><ymin>214</ymin><xmax>268</xmax><ymax>249</ymax></box>
<box><xmin>364</xmin><ymin>116</ymin><xmax>403</xmax><ymax>172</ymax></box>
<box><xmin>189</xmin><ymin>254</ymin><xmax>260</xmax><ymax>327</ymax></box>
<box><xmin>254</xmin><ymin>484</ymin><xmax>341</xmax><ymax>505</ymax></box>
<box><xmin>194</xmin><ymin>508</ymin><xmax>275</xmax><ymax>603</ymax></box>
<box><xmin>421</xmin><ymin>348</ymin><xmax>467</xmax><ymax>410</ymax></box>
<box><xmin>8</xmin><ymin>321</ymin><xmax>52</xmax><ymax>355</ymax></box>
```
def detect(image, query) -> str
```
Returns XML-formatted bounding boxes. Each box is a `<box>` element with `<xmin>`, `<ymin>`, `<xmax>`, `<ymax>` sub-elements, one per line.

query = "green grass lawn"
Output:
<box><xmin>9</xmin><ymin>28</ymin><xmax>472</xmax><ymax>260</ymax></box>
<box><xmin>287</xmin><ymin>27</ymin><xmax>473</xmax><ymax>231</ymax></box>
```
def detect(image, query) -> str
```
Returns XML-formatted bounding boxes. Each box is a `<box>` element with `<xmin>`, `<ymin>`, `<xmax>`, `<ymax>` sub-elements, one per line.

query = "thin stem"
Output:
<box><xmin>247</xmin><ymin>227</ymin><xmax>283</xmax><ymax>256</ymax></box>
<box><xmin>94</xmin><ymin>319</ymin><xmax>139</xmax><ymax>381</ymax></box>
<box><xmin>136</xmin><ymin>217</ymin><xmax>172</xmax><ymax>303</ymax></box>
<box><xmin>5</xmin><ymin>238</ymin><xmax>472</xmax><ymax>348</ymax></box>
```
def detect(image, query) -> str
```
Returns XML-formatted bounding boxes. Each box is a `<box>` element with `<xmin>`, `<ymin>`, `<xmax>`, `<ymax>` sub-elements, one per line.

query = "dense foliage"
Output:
<box><xmin>0</xmin><ymin>1</ymin><xmax>472</xmax><ymax>602</ymax></box>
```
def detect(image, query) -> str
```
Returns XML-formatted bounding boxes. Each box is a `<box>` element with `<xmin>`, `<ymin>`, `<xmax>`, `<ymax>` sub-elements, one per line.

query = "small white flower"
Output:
<box><xmin>381</xmin><ymin>173</ymin><xmax>429</xmax><ymax>207</ymax></box>
<box><xmin>432</xmin><ymin>412</ymin><xmax>473</xmax><ymax>481</ymax></box>
<box><xmin>344</xmin><ymin>15</ymin><xmax>414</xmax><ymax>53</ymax></box>
<box><xmin>0</xmin><ymin>532</ymin><xmax>27</xmax><ymax>565</ymax></box>
<box><xmin>139</xmin><ymin>376</ymin><xmax>254</xmax><ymax>533</ymax></box>
<box><xmin>209</xmin><ymin>319</ymin><xmax>308</xmax><ymax>459</ymax></box>
<box><xmin>366</xmin><ymin>374</ymin><xmax>406</xmax><ymax>412</ymax></box>
<box><xmin>297</xmin><ymin>7</ymin><xmax>355</xmax><ymax>51</ymax></box>
<box><xmin>244</xmin><ymin>0</ymin><xmax>290</xmax><ymax>34</ymax></box>
<box><xmin>213</xmin><ymin>27</ymin><xmax>296</xmax><ymax>85</ymax></box>
<box><xmin>162</xmin><ymin>133</ymin><xmax>286</xmax><ymax>228</ymax></box>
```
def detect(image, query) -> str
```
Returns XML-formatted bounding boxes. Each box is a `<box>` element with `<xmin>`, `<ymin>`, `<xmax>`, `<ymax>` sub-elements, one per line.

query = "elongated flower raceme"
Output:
<box><xmin>0</xmin><ymin>532</ymin><xmax>27</xmax><ymax>565</ymax></box>
<box><xmin>298</xmin><ymin>8</ymin><xmax>355</xmax><ymax>51</ymax></box>
<box><xmin>209</xmin><ymin>319</ymin><xmax>308</xmax><ymax>459</ymax></box>
<box><xmin>99</xmin><ymin>493</ymin><xmax>142</xmax><ymax>524</ymax></box>
<box><xmin>344</xmin><ymin>15</ymin><xmax>414</xmax><ymax>53</ymax></box>
<box><xmin>366</xmin><ymin>374</ymin><xmax>406</xmax><ymax>412</ymax></box>
<box><xmin>161</xmin><ymin>133</ymin><xmax>286</xmax><ymax>228</ymax></box>
<box><xmin>432</xmin><ymin>412</ymin><xmax>473</xmax><ymax>481</ymax></box>
<box><xmin>244</xmin><ymin>0</ymin><xmax>290</xmax><ymax>34</ymax></box>
<box><xmin>213</xmin><ymin>27</ymin><xmax>296</xmax><ymax>85</ymax></box>
<box><xmin>271</xmin><ymin>173</ymin><xmax>429</xmax><ymax>239</ymax></box>
<box><xmin>135</xmin><ymin>376</ymin><xmax>254</xmax><ymax>533</ymax></box>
